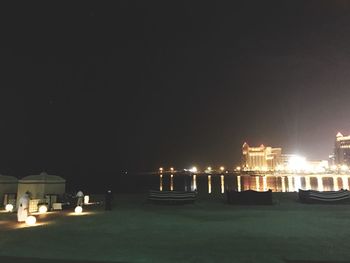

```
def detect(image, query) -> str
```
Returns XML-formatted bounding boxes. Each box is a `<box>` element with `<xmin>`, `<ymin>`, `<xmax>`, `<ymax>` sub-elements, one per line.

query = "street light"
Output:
<box><xmin>190</xmin><ymin>166</ymin><xmax>198</xmax><ymax>173</ymax></box>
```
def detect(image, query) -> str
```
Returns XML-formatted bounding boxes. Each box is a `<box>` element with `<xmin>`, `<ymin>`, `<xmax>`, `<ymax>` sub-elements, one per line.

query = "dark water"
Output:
<box><xmin>68</xmin><ymin>173</ymin><xmax>350</xmax><ymax>194</ymax></box>
<box><xmin>157</xmin><ymin>173</ymin><xmax>350</xmax><ymax>193</ymax></box>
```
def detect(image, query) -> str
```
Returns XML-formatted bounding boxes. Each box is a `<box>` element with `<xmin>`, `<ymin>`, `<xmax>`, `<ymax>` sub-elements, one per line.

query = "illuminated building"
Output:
<box><xmin>242</xmin><ymin>143</ymin><xmax>282</xmax><ymax>171</ymax></box>
<box><xmin>281</xmin><ymin>154</ymin><xmax>328</xmax><ymax>173</ymax></box>
<box><xmin>334</xmin><ymin>132</ymin><xmax>350</xmax><ymax>166</ymax></box>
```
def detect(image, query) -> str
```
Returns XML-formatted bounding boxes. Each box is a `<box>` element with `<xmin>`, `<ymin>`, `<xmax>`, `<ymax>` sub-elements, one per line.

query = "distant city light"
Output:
<box><xmin>205</xmin><ymin>167</ymin><xmax>212</xmax><ymax>173</ymax></box>
<box><xmin>235</xmin><ymin>166</ymin><xmax>241</xmax><ymax>171</ymax></box>
<box><xmin>287</xmin><ymin>155</ymin><xmax>307</xmax><ymax>172</ymax></box>
<box><xmin>340</xmin><ymin>164</ymin><xmax>349</xmax><ymax>172</ymax></box>
<box><xmin>276</xmin><ymin>164</ymin><xmax>285</xmax><ymax>171</ymax></box>
<box><xmin>170</xmin><ymin>167</ymin><xmax>174</xmax><ymax>172</ymax></box>
<box><xmin>189</xmin><ymin>166</ymin><xmax>198</xmax><ymax>173</ymax></box>
<box><xmin>220</xmin><ymin>166</ymin><xmax>225</xmax><ymax>172</ymax></box>
<box><xmin>330</xmin><ymin>165</ymin><xmax>337</xmax><ymax>171</ymax></box>
<box><xmin>159</xmin><ymin>167</ymin><xmax>163</xmax><ymax>172</ymax></box>
<box><xmin>261</xmin><ymin>166</ymin><xmax>268</xmax><ymax>172</ymax></box>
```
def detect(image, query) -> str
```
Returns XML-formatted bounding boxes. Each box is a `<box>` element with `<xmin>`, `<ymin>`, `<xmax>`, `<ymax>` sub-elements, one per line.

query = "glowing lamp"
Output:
<box><xmin>84</xmin><ymin>195</ymin><xmax>89</xmax><ymax>204</ymax></box>
<box><xmin>170</xmin><ymin>167</ymin><xmax>174</xmax><ymax>172</ymax></box>
<box><xmin>287</xmin><ymin>155</ymin><xmax>307</xmax><ymax>172</ymax></box>
<box><xmin>190</xmin><ymin>166</ymin><xmax>197</xmax><ymax>173</ymax></box>
<box><xmin>26</xmin><ymin>216</ymin><xmax>36</xmax><ymax>226</ymax></box>
<box><xmin>341</xmin><ymin>164</ymin><xmax>349</xmax><ymax>172</ymax></box>
<box><xmin>39</xmin><ymin>205</ymin><xmax>48</xmax><ymax>214</ymax></box>
<box><xmin>204</xmin><ymin>167</ymin><xmax>212</xmax><ymax>174</ymax></box>
<box><xmin>5</xmin><ymin>204</ymin><xmax>13</xmax><ymax>212</ymax></box>
<box><xmin>75</xmin><ymin>206</ymin><xmax>83</xmax><ymax>214</ymax></box>
<box><xmin>220</xmin><ymin>166</ymin><xmax>225</xmax><ymax>172</ymax></box>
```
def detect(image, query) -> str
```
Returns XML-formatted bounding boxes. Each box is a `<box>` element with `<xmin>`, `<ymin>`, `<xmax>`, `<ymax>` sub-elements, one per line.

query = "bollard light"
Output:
<box><xmin>39</xmin><ymin>205</ymin><xmax>48</xmax><ymax>214</ymax></box>
<box><xmin>26</xmin><ymin>216</ymin><xmax>37</xmax><ymax>226</ymax></box>
<box><xmin>84</xmin><ymin>195</ymin><xmax>89</xmax><ymax>204</ymax></box>
<box><xmin>5</xmin><ymin>204</ymin><xmax>13</xmax><ymax>212</ymax></box>
<box><xmin>75</xmin><ymin>206</ymin><xmax>83</xmax><ymax>214</ymax></box>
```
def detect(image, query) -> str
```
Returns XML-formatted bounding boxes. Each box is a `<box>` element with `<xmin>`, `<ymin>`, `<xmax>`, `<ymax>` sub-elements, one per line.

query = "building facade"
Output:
<box><xmin>334</xmin><ymin>132</ymin><xmax>350</xmax><ymax>165</ymax></box>
<box><xmin>242</xmin><ymin>143</ymin><xmax>282</xmax><ymax>171</ymax></box>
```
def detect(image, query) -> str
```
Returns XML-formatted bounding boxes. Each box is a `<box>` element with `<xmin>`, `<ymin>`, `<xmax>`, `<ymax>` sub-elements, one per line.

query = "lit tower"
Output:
<box><xmin>334</xmin><ymin>132</ymin><xmax>350</xmax><ymax>166</ymax></box>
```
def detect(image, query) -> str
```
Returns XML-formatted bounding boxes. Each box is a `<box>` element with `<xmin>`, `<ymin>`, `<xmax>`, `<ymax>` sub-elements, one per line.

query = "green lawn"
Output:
<box><xmin>1</xmin><ymin>193</ymin><xmax>350</xmax><ymax>263</ymax></box>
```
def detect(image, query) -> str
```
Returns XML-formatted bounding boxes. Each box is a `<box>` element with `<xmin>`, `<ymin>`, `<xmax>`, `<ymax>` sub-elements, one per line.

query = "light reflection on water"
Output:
<box><xmin>237</xmin><ymin>176</ymin><xmax>241</xmax><ymax>192</ymax></box>
<box><xmin>333</xmin><ymin>176</ymin><xmax>338</xmax><ymax>191</ymax></box>
<box><xmin>158</xmin><ymin>174</ymin><xmax>350</xmax><ymax>193</ymax></box>
<box><xmin>220</xmin><ymin>175</ymin><xmax>224</xmax><ymax>194</ymax></box>
<box><xmin>160</xmin><ymin>174</ymin><xmax>163</xmax><ymax>191</ymax></box>
<box><xmin>317</xmin><ymin>176</ymin><xmax>323</xmax><ymax>191</ymax></box>
<box><xmin>342</xmin><ymin>176</ymin><xmax>349</xmax><ymax>190</ymax></box>
<box><xmin>170</xmin><ymin>174</ymin><xmax>174</xmax><ymax>191</ymax></box>
<box><xmin>193</xmin><ymin>174</ymin><xmax>197</xmax><ymax>191</ymax></box>
<box><xmin>281</xmin><ymin>176</ymin><xmax>286</xmax><ymax>192</ymax></box>
<box><xmin>208</xmin><ymin>175</ymin><xmax>211</xmax><ymax>194</ymax></box>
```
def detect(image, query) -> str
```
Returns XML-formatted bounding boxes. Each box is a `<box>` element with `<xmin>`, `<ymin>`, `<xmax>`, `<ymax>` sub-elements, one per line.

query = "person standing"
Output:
<box><xmin>105</xmin><ymin>190</ymin><xmax>113</xmax><ymax>211</ymax></box>
<box><xmin>17</xmin><ymin>191</ymin><xmax>30</xmax><ymax>222</ymax></box>
<box><xmin>76</xmin><ymin>190</ymin><xmax>84</xmax><ymax>206</ymax></box>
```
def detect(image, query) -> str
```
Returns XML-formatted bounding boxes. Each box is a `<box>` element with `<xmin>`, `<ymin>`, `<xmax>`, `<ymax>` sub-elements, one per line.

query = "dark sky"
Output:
<box><xmin>1</xmin><ymin>1</ymin><xmax>350</xmax><ymax>177</ymax></box>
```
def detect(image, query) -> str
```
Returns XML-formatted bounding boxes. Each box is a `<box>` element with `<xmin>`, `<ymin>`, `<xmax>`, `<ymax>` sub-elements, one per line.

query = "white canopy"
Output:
<box><xmin>17</xmin><ymin>172</ymin><xmax>66</xmax><ymax>203</ymax></box>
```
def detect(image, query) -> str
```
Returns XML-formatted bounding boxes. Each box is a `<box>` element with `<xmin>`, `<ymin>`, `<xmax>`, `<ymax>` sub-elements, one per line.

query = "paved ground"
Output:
<box><xmin>1</xmin><ymin>193</ymin><xmax>350</xmax><ymax>263</ymax></box>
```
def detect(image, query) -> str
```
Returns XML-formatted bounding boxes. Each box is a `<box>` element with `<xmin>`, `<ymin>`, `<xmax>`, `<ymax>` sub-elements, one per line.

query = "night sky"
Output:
<box><xmin>1</xmin><ymin>1</ymin><xmax>350</xmax><ymax>180</ymax></box>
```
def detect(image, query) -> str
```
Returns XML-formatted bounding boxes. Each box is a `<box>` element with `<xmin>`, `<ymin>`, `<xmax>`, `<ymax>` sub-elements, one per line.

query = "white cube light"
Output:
<box><xmin>25</xmin><ymin>216</ymin><xmax>37</xmax><ymax>226</ymax></box>
<box><xmin>5</xmin><ymin>204</ymin><xmax>13</xmax><ymax>212</ymax></box>
<box><xmin>84</xmin><ymin>195</ymin><xmax>89</xmax><ymax>204</ymax></box>
<box><xmin>75</xmin><ymin>206</ymin><xmax>83</xmax><ymax>214</ymax></box>
<box><xmin>38</xmin><ymin>205</ymin><xmax>48</xmax><ymax>214</ymax></box>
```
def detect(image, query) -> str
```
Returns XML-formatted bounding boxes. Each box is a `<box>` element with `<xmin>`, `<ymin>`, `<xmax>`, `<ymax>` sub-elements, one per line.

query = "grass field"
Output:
<box><xmin>1</xmin><ymin>193</ymin><xmax>350</xmax><ymax>263</ymax></box>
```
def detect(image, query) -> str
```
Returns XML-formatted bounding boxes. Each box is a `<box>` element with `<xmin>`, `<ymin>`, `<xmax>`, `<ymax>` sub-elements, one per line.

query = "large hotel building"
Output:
<box><xmin>242</xmin><ymin>143</ymin><xmax>282</xmax><ymax>171</ymax></box>
<box><xmin>334</xmin><ymin>132</ymin><xmax>350</xmax><ymax>165</ymax></box>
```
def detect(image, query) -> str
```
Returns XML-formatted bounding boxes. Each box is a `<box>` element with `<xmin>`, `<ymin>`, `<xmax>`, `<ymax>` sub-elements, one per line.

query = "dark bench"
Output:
<box><xmin>148</xmin><ymin>190</ymin><xmax>197</xmax><ymax>204</ymax></box>
<box><xmin>227</xmin><ymin>189</ymin><xmax>273</xmax><ymax>205</ymax></box>
<box><xmin>298</xmin><ymin>189</ymin><xmax>350</xmax><ymax>204</ymax></box>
